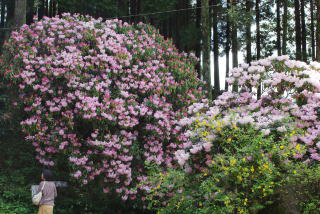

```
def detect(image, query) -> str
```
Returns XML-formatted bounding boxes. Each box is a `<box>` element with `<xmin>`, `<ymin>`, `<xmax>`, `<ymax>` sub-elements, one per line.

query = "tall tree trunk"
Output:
<box><xmin>0</xmin><ymin>0</ymin><xmax>6</xmax><ymax>54</ymax></box>
<box><xmin>294</xmin><ymin>0</ymin><xmax>302</xmax><ymax>60</ymax></box>
<box><xmin>135</xmin><ymin>0</ymin><xmax>140</xmax><ymax>23</ymax></box>
<box><xmin>195</xmin><ymin>0</ymin><xmax>201</xmax><ymax>78</ymax></box>
<box><xmin>1</xmin><ymin>0</ymin><xmax>5</xmax><ymax>27</ymax></box>
<box><xmin>14</xmin><ymin>0</ymin><xmax>26</xmax><ymax>27</ymax></box>
<box><xmin>38</xmin><ymin>0</ymin><xmax>44</xmax><ymax>20</ymax></box>
<box><xmin>130</xmin><ymin>0</ymin><xmax>140</xmax><ymax>23</ymax></box>
<box><xmin>52</xmin><ymin>0</ymin><xmax>57</xmax><ymax>16</ymax></box>
<box><xmin>231</xmin><ymin>1</ymin><xmax>238</xmax><ymax>68</ymax></box>
<box><xmin>256</xmin><ymin>0</ymin><xmax>261</xmax><ymax>98</ymax></box>
<box><xmin>276</xmin><ymin>0</ymin><xmax>281</xmax><ymax>55</ymax></box>
<box><xmin>4</xmin><ymin>0</ymin><xmax>15</xmax><ymax>39</ymax></box>
<box><xmin>225</xmin><ymin>0</ymin><xmax>230</xmax><ymax>91</ymax></box>
<box><xmin>301</xmin><ymin>0</ymin><xmax>307</xmax><ymax>61</ymax></box>
<box><xmin>49</xmin><ymin>0</ymin><xmax>53</xmax><ymax>17</ymax></box>
<box><xmin>246</xmin><ymin>0</ymin><xmax>252</xmax><ymax>63</ymax></box>
<box><xmin>231</xmin><ymin>0</ymin><xmax>238</xmax><ymax>92</ymax></box>
<box><xmin>26</xmin><ymin>0</ymin><xmax>34</xmax><ymax>24</ymax></box>
<box><xmin>201</xmin><ymin>0</ymin><xmax>212</xmax><ymax>99</ymax></box>
<box><xmin>316</xmin><ymin>0</ymin><xmax>320</xmax><ymax>61</ymax></box>
<box><xmin>212</xmin><ymin>0</ymin><xmax>220</xmax><ymax>97</ymax></box>
<box><xmin>256</xmin><ymin>0</ymin><xmax>261</xmax><ymax>60</ymax></box>
<box><xmin>282</xmin><ymin>0</ymin><xmax>288</xmax><ymax>55</ymax></box>
<box><xmin>2</xmin><ymin>0</ymin><xmax>14</xmax><ymax>54</ymax></box>
<box><xmin>311</xmin><ymin>0</ymin><xmax>315</xmax><ymax>60</ymax></box>
<box><xmin>44</xmin><ymin>0</ymin><xmax>48</xmax><ymax>16</ymax></box>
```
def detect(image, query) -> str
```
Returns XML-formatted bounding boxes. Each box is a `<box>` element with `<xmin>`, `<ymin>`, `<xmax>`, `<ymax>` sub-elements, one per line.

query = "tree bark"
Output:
<box><xmin>246</xmin><ymin>0</ymin><xmax>252</xmax><ymax>63</ymax></box>
<box><xmin>316</xmin><ymin>0</ymin><xmax>320</xmax><ymax>61</ymax></box>
<box><xmin>225</xmin><ymin>0</ymin><xmax>231</xmax><ymax>91</ymax></box>
<box><xmin>301</xmin><ymin>0</ymin><xmax>307</xmax><ymax>61</ymax></box>
<box><xmin>256</xmin><ymin>0</ymin><xmax>261</xmax><ymax>98</ymax></box>
<box><xmin>1</xmin><ymin>0</ymin><xmax>5</xmax><ymax>27</ymax></box>
<box><xmin>195</xmin><ymin>0</ymin><xmax>201</xmax><ymax>78</ymax></box>
<box><xmin>311</xmin><ymin>0</ymin><xmax>315</xmax><ymax>60</ymax></box>
<box><xmin>49</xmin><ymin>0</ymin><xmax>53</xmax><ymax>17</ymax></box>
<box><xmin>256</xmin><ymin>0</ymin><xmax>261</xmax><ymax>60</ymax></box>
<box><xmin>0</xmin><ymin>0</ymin><xmax>6</xmax><ymax>54</ymax></box>
<box><xmin>52</xmin><ymin>0</ymin><xmax>57</xmax><ymax>16</ymax></box>
<box><xmin>26</xmin><ymin>0</ymin><xmax>34</xmax><ymax>24</ymax></box>
<box><xmin>231</xmin><ymin>0</ymin><xmax>238</xmax><ymax>92</ymax></box>
<box><xmin>38</xmin><ymin>0</ymin><xmax>44</xmax><ymax>20</ymax></box>
<box><xmin>212</xmin><ymin>0</ymin><xmax>220</xmax><ymax>97</ymax></box>
<box><xmin>201</xmin><ymin>0</ymin><xmax>212</xmax><ymax>99</ymax></box>
<box><xmin>276</xmin><ymin>0</ymin><xmax>281</xmax><ymax>55</ymax></box>
<box><xmin>282</xmin><ymin>0</ymin><xmax>288</xmax><ymax>55</ymax></box>
<box><xmin>130</xmin><ymin>0</ymin><xmax>140</xmax><ymax>23</ymax></box>
<box><xmin>2</xmin><ymin>0</ymin><xmax>14</xmax><ymax>54</ymax></box>
<box><xmin>294</xmin><ymin>0</ymin><xmax>302</xmax><ymax>60</ymax></box>
<box><xmin>14</xmin><ymin>0</ymin><xmax>26</xmax><ymax>27</ymax></box>
<box><xmin>44</xmin><ymin>0</ymin><xmax>48</xmax><ymax>16</ymax></box>
<box><xmin>231</xmin><ymin>0</ymin><xmax>238</xmax><ymax>68</ymax></box>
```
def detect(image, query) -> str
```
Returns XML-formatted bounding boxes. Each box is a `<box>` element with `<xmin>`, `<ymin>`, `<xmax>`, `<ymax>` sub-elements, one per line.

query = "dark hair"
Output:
<box><xmin>42</xmin><ymin>169</ymin><xmax>53</xmax><ymax>181</ymax></box>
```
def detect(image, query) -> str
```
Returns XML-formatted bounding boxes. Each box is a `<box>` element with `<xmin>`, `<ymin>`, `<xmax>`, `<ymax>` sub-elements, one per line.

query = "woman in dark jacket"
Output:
<box><xmin>37</xmin><ymin>169</ymin><xmax>57</xmax><ymax>214</ymax></box>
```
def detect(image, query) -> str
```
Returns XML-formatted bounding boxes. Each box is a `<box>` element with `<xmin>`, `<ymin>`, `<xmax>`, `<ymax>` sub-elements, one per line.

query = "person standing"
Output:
<box><xmin>37</xmin><ymin>169</ymin><xmax>57</xmax><ymax>214</ymax></box>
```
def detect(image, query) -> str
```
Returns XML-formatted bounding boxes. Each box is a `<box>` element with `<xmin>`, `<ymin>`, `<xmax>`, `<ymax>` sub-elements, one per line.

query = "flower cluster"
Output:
<box><xmin>0</xmin><ymin>14</ymin><xmax>204</xmax><ymax>199</ymax></box>
<box><xmin>173</xmin><ymin>56</ymin><xmax>320</xmax><ymax>177</ymax></box>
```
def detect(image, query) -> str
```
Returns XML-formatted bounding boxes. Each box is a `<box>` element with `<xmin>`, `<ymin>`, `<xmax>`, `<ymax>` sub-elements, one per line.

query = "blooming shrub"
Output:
<box><xmin>144</xmin><ymin>56</ymin><xmax>320</xmax><ymax>213</ymax></box>
<box><xmin>217</xmin><ymin>56</ymin><xmax>320</xmax><ymax>162</ymax></box>
<box><xmin>0</xmin><ymin>14</ymin><xmax>204</xmax><ymax>199</ymax></box>
<box><xmin>144</xmin><ymin>109</ymin><xmax>303</xmax><ymax>214</ymax></box>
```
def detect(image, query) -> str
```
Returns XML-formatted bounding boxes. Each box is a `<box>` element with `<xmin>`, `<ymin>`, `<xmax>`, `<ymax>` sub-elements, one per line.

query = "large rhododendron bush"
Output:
<box><xmin>145</xmin><ymin>56</ymin><xmax>320</xmax><ymax>213</ymax></box>
<box><xmin>0</xmin><ymin>14</ymin><xmax>204</xmax><ymax>199</ymax></box>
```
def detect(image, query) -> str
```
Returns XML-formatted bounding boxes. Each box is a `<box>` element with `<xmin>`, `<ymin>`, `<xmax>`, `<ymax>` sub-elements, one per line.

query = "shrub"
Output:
<box><xmin>144</xmin><ymin>111</ymin><xmax>303</xmax><ymax>214</ymax></box>
<box><xmin>0</xmin><ymin>13</ymin><xmax>204</xmax><ymax>199</ymax></box>
<box><xmin>144</xmin><ymin>56</ymin><xmax>320</xmax><ymax>213</ymax></box>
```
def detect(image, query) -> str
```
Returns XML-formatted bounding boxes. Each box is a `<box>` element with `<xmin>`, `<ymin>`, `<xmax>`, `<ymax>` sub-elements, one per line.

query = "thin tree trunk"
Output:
<box><xmin>212</xmin><ymin>0</ymin><xmax>220</xmax><ymax>97</ymax></box>
<box><xmin>52</xmin><ymin>0</ymin><xmax>57</xmax><ymax>16</ymax></box>
<box><xmin>0</xmin><ymin>0</ymin><xmax>6</xmax><ymax>54</ymax></box>
<box><xmin>316</xmin><ymin>0</ymin><xmax>320</xmax><ymax>61</ymax></box>
<box><xmin>195</xmin><ymin>0</ymin><xmax>201</xmax><ymax>78</ymax></box>
<box><xmin>38</xmin><ymin>0</ymin><xmax>44</xmax><ymax>20</ymax></box>
<box><xmin>130</xmin><ymin>0</ymin><xmax>140</xmax><ymax>23</ymax></box>
<box><xmin>1</xmin><ymin>0</ymin><xmax>5</xmax><ymax>27</ymax></box>
<box><xmin>225</xmin><ymin>0</ymin><xmax>230</xmax><ymax>91</ymax></box>
<box><xmin>49</xmin><ymin>0</ymin><xmax>53</xmax><ymax>17</ymax></box>
<box><xmin>201</xmin><ymin>0</ymin><xmax>212</xmax><ymax>99</ymax></box>
<box><xmin>135</xmin><ymin>0</ymin><xmax>140</xmax><ymax>23</ymax></box>
<box><xmin>256</xmin><ymin>0</ymin><xmax>261</xmax><ymax>60</ymax></box>
<box><xmin>14</xmin><ymin>0</ymin><xmax>26</xmax><ymax>27</ymax></box>
<box><xmin>311</xmin><ymin>0</ymin><xmax>315</xmax><ymax>60</ymax></box>
<box><xmin>246</xmin><ymin>0</ymin><xmax>252</xmax><ymax>63</ymax></box>
<box><xmin>231</xmin><ymin>0</ymin><xmax>238</xmax><ymax>92</ymax></box>
<box><xmin>276</xmin><ymin>0</ymin><xmax>281</xmax><ymax>55</ymax></box>
<box><xmin>301</xmin><ymin>0</ymin><xmax>307</xmax><ymax>61</ymax></box>
<box><xmin>294</xmin><ymin>0</ymin><xmax>302</xmax><ymax>60</ymax></box>
<box><xmin>44</xmin><ymin>0</ymin><xmax>48</xmax><ymax>16</ymax></box>
<box><xmin>282</xmin><ymin>0</ymin><xmax>288</xmax><ymax>55</ymax></box>
<box><xmin>231</xmin><ymin>1</ymin><xmax>238</xmax><ymax>68</ymax></box>
<box><xmin>175</xmin><ymin>1</ymin><xmax>182</xmax><ymax>50</ymax></box>
<box><xmin>256</xmin><ymin>0</ymin><xmax>261</xmax><ymax>98</ymax></box>
<box><xmin>4</xmin><ymin>0</ymin><xmax>15</xmax><ymax>40</ymax></box>
<box><xmin>26</xmin><ymin>0</ymin><xmax>34</xmax><ymax>24</ymax></box>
